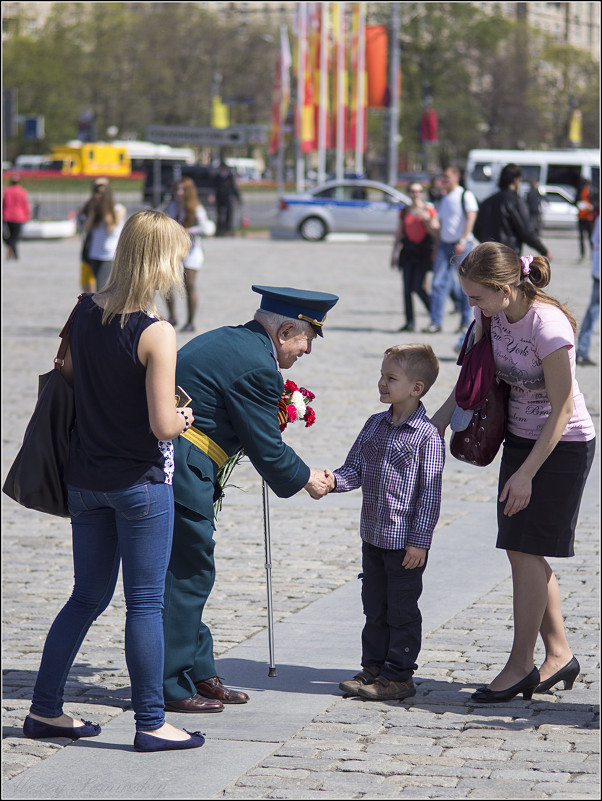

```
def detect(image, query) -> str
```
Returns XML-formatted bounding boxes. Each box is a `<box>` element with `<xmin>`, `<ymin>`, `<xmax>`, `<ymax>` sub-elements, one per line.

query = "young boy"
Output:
<box><xmin>326</xmin><ymin>344</ymin><xmax>445</xmax><ymax>701</ymax></box>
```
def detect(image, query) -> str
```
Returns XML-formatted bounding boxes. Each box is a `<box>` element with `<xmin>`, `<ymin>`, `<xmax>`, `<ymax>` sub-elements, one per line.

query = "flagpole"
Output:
<box><xmin>355</xmin><ymin>2</ymin><xmax>366</xmax><ymax>176</ymax></box>
<box><xmin>296</xmin><ymin>2</ymin><xmax>307</xmax><ymax>194</ymax></box>
<box><xmin>335</xmin><ymin>1</ymin><xmax>345</xmax><ymax>182</ymax></box>
<box><xmin>318</xmin><ymin>2</ymin><xmax>328</xmax><ymax>185</ymax></box>
<box><xmin>277</xmin><ymin>25</ymin><xmax>286</xmax><ymax>196</ymax></box>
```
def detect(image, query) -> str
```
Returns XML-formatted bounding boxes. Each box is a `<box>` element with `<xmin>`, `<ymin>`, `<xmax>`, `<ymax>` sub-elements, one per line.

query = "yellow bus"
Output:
<box><xmin>47</xmin><ymin>143</ymin><xmax>131</xmax><ymax>177</ymax></box>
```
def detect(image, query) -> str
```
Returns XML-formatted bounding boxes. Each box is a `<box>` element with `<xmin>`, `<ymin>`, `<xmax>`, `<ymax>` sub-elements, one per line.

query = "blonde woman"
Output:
<box><xmin>23</xmin><ymin>211</ymin><xmax>207</xmax><ymax>752</ymax></box>
<box><xmin>433</xmin><ymin>242</ymin><xmax>595</xmax><ymax>703</ymax></box>
<box><xmin>165</xmin><ymin>177</ymin><xmax>213</xmax><ymax>332</ymax></box>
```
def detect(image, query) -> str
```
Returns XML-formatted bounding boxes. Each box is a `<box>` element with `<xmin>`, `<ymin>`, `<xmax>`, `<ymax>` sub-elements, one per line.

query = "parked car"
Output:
<box><xmin>276</xmin><ymin>180</ymin><xmax>411</xmax><ymax>240</ymax></box>
<box><xmin>539</xmin><ymin>184</ymin><xmax>579</xmax><ymax>230</ymax></box>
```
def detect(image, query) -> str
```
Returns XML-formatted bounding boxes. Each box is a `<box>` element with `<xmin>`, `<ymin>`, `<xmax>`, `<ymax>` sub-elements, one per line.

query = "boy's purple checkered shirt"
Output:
<box><xmin>333</xmin><ymin>404</ymin><xmax>445</xmax><ymax>550</ymax></box>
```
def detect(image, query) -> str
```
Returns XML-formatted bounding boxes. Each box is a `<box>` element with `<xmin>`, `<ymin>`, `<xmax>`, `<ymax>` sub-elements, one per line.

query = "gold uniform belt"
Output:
<box><xmin>180</xmin><ymin>427</ymin><xmax>229</xmax><ymax>469</ymax></box>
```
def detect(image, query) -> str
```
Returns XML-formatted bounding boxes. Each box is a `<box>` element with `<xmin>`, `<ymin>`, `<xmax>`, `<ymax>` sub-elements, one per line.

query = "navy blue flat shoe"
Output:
<box><xmin>535</xmin><ymin>656</ymin><xmax>580</xmax><ymax>693</ymax></box>
<box><xmin>134</xmin><ymin>729</ymin><xmax>205</xmax><ymax>752</ymax></box>
<box><xmin>471</xmin><ymin>667</ymin><xmax>540</xmax><ymax>703</ymax></box>
<box><xmin>23</xmin><ymin>716</ymin><xmax>101</xmax><ymax>740</ymax></box>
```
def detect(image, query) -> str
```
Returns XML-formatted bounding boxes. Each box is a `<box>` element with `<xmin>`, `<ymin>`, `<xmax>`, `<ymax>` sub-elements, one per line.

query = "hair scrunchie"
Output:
<box><xmin>520</xmin><ymin>255</ymin><xmax>534</xmax><ymax>278</ymax></box>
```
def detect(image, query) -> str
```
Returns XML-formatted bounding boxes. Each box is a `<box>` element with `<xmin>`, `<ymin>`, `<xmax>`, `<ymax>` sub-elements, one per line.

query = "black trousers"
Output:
<box><xmin>3</xmin><ymin>221</ymin><xmax>23</xmax><ymax>257</ymax></box>
<box><xmin>216</xmin><ymin>202</ymin><xmax>233</xmax><ymax>236</ymax></box>
<box><xmin>578</xmin><ymin>219</ymin><xmax>594</xmax><ymax>258</ymax></box>
<box><xmin>402</xmin><ymin>261</ymin><xmax>431</xmax><ymax>326</ymax></box>
<box><xmin>360</xmin><ymin>541</ymin><xmax>428</xmax><ymax>682</ymax></box>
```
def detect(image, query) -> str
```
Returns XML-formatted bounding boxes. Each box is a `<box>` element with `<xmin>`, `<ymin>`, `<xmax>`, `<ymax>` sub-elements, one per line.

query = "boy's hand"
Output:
<box><xmin>403</xmin><ymin>545</ymin><xmax>426</xmax><ymax>569</ymax></box>
<box><xmin>324</xmin><ymin>469</ymin><xmax>336</xmax><ymax>493</ymax></box>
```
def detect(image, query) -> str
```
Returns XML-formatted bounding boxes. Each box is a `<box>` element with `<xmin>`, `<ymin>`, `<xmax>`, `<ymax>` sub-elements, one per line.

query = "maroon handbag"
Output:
<box><xmin>450</xmin><ymin>316</ymin><xmax>510</xmax><ymax>467</ymax></box>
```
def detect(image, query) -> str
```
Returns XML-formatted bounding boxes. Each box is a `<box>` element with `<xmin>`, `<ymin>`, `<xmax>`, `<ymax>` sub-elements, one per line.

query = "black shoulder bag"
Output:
<box><xmin>3</xmin><ymin>294</ymin><xmax>89</xmax><ymax>517</ymax></box>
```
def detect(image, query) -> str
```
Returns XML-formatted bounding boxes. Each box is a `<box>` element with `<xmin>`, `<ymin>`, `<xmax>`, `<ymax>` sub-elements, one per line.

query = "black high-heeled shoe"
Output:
<box><xmin>471</xmin><ymin>667</ymin><xmax>540</xmax><ymax>703</ymax></box>
<box><xmin>535</xmin><ymin>656</ymin><xmax>580</xmax><ymax>693</ymax></box>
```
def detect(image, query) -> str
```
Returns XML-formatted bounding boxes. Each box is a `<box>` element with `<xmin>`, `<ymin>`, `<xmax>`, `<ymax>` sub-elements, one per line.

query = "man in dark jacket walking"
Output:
<box><xmin>474</xmin><ymin>164</ymin><xmax>552</xmax><ymax>260</ymax></box>
<box><xmin>214</xmin><ymin>161</ymin><xmax>240</xmax><ymax>236</ymax></box>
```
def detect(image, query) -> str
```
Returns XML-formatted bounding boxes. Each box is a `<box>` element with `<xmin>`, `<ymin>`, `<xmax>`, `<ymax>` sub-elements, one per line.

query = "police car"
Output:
<box><xmin>276</xmin><ymin>179</ymin><xmax>411</xmax><ymax>240</ymax></box>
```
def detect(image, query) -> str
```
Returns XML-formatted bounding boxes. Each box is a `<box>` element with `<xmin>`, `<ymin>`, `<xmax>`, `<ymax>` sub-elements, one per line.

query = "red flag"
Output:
<box><xmin>366</xmin><ymin>25</ymin><xmax>387</xmax><ymax>107</ymax></box>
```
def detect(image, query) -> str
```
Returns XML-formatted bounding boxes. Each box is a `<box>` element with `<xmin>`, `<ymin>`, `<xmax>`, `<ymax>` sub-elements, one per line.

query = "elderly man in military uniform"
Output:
<box><xmin>163</xmin><ymin>286</ymin><xmax>339</xmax><ymax>713</ymax></box>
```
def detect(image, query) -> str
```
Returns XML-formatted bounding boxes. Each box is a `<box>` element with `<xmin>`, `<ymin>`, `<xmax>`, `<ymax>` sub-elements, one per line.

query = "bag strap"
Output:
<box><xmin>481</xmin><ymin>313</ymin><xmax>493</xmax><ymax>340</ymax></box>
<box><xmin>54</xmin><ymin>293</ymin><xmax>92</xmax><ymax>371</ymax></box>
<box><xmin>455</xmin><ymin>314</ymin><xmax>493</xmax><ymax>366</ymax></box>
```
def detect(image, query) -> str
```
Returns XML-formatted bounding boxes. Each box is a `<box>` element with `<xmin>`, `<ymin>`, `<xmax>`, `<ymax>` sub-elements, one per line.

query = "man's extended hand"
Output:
<box><xmin>304</xmin><ymin>468</ymin><xmax>333</xmax><ymax>499</ymax></box>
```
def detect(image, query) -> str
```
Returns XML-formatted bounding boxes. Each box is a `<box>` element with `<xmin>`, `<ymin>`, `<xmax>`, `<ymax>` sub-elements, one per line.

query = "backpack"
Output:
<box><xmin>461</xmin><ymin>188</ymin><xmax>478</xmax><ymax>216</ymax></box>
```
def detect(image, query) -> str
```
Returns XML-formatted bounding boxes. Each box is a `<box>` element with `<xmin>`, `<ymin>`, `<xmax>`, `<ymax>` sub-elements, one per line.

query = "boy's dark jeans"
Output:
<box><xmin>360</xmin><ymin>541</ymin><xmax>428</xmax><ymax>683</ymax></box>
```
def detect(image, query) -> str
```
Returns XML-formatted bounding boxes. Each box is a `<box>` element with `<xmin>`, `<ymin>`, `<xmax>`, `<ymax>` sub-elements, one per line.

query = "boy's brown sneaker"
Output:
<box><xmin>339</xmin><ymin>668</ymin><xmax>379</xmax><ymax>697</ymax></box>
<box><xmin>357</xmin><ymin>676</ymin><xmax>416</xmax><ymax>701</ymax></box>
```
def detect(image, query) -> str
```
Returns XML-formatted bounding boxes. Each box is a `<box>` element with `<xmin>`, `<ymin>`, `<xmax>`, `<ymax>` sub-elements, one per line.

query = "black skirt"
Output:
<box><xmin>496</xmin><ymin>432</ymin><xmax>596</xmax><ymax>557</ymax></box>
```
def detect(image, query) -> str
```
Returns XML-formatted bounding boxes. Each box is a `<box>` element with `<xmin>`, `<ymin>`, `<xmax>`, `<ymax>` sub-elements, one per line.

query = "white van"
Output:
<box><xmin>466</xmin><ymin>149</ymin><xmax>600</xmax><ymax>202</ymax></box>
<box><xmin>225</xmin><ymin>157</ymin><xmax>263</xmax><ymax>181</ymax></box>
<box><xmin>14</xmin><ymin>154</ymin><xmax>50</xmax><ymax>171</ymax></box>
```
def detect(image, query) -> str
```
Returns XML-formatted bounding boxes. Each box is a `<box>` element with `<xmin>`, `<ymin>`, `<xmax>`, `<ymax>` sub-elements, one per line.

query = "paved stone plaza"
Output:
<box><xmin>2</xmin><ymin>229</ymin><xmax>599</xmax><ymax>799</ymax></box>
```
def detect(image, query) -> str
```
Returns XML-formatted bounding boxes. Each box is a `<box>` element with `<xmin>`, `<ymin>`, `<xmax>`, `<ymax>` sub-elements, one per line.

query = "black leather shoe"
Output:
<box><xmin>535</xmin><ymin>657</ymin><xmax>580</xmax><ymax>693</ymax></box>
<box><xmin>164</xmin><ymin>694</ymin><xmax>224</xmax><ymax>713</ymax></box>
<box><xmin>23</xmin><ymin>716</ymin><xmax>101</xmax><ymax>740</ymax></box>
<box><xmin>195</xmin><ymin>676</ymin><xmax>249</xmax><ymax>704</ymax></box>
<box><xmin>471</xmin><ymin>667</ymin><xmax>540</xmax><ymax>703</ymax></box>
<box><xmin>134</xmin><ymin>729</ymin><xmax>205</xmax><ymax>752</ymax></box>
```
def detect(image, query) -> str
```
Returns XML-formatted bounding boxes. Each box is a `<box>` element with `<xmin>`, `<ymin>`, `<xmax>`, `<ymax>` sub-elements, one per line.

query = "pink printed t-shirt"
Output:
<box><xmin>401</xmin><ymin>204</ymin><xmax>436</xmax><ymax>244</ymax></box>
<box><xmin>474</xmin><ymin>303</ymin><xmax>595</xmax><ymax>442</ymax></box>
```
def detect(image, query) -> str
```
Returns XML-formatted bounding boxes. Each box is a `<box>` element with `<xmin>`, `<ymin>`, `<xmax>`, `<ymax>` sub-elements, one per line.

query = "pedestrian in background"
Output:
<box><xmin>82</xmin><ymin>179</ymin><xmax>126</xmax><ymax>290</ymax></box>
<box><xmin>390</xmin><ymin>183</ymin><xmax>439</xmax><ymax>332</ymax></box>
<box><xmin>165</xmin><ymin>177</ymin><xmax>213</xmax><ymax>332</ymax></box>
<box><xmin>474</xmin><ymin>163</ymin><xmax>552</xmax><ymax>262</ymax></box>
<box><xmin>576</xmin><ymin>214</ymin><xmax>600</xmax><ymax>366</ymax></box>
<box><xmin>432</xmin><ymin>242</ymin><xmax>595</xmax><ymax>703</ymax></box>
<box><xmin>576</xmin><ymin>178</ymin><xmax>595</xmax><ymax>262</ymax></box>
<box><xmin>428</xmin><ymin>174</ymin><xmax>445</xmax><ymax>212</ymax></box>
<box><xmin>2</xmin><ymin>175</ymin><xmax>31</xmax><ymax>260</ymax></box>
<box><xmin>526</xmin><ymin>179</ymin><xmax>543</xmax><ymax>234</ymax></box>
<box><xmin>328</xmin><ymin>344</ymin><xmax>444</xmax><ymax>702</ymax></box>
<box><xmin>23</xmin><ymin>210</ymin><xmax>206</xmax><ymax>753</ymax></box>
<box><xmin>213</xmin><ymin>161</ymin><xmax>240</xmax><ymax>236</ymax></box>
<box><xmin>76</xmin><ymin>178</ymin><xmax>110</xmax><ymax>293</ymax></box>
<box><xmin>423</xmin><ymin>164</ymin><xmax>477</xmax><ymax>336</ymax></box>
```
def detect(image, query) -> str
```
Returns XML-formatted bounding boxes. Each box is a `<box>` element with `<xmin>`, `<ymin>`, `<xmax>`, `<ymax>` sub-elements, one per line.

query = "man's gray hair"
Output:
<box><xmin>254</xmin><ymin>309</ymin><xmax>314</xmax><ymax>336</ymax></box>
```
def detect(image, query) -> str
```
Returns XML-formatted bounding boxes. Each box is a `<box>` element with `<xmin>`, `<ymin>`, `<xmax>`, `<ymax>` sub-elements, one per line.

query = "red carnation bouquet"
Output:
<box><xmin>214</xmin><ymin>381</ymin><xmax>317</xmax><ymax>517</ymax></box>
<box><xmin>278</xmin><ymin>379</ymin><xmax>316</xmax><ymax>431</ymax></box>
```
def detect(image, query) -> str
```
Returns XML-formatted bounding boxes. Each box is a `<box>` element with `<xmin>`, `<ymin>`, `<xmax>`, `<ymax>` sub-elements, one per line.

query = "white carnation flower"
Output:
<box><xmin>291</xmin><ymin>390</ymin><xmax>306</xmax><ymax>418</ymax></box>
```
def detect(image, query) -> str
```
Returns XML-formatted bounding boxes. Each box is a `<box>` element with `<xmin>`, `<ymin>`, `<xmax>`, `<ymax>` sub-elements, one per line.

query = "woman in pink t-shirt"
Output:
<box><xmin>390</xmin><ymin>183</ymin><xmax>439</xmax><ymax>332</ymax></box>
<box><xmin>433</xmin><ymin>241</ymin><xmax>595</xmax><ymax>704</ymax></box>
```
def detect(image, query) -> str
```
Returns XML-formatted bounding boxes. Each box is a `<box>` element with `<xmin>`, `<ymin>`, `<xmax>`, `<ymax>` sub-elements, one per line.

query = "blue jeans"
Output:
<box><xmin>429</xmin><ymin>241</ymin><xmax>472</xmax><ymax>328</ymax></box>
<box><xmin>577</xmin><ymin>277</ymin><xmax>600</xmax><ymax>359</ymax></box>
<box><xmin>30</xmin><ymin>482</ymin><xmax>174</xmax><ymax>732</ymax></box>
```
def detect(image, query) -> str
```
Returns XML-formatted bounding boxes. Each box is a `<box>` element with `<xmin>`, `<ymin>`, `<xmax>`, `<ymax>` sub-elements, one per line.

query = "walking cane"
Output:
<box><xmin>262</xmin><ymin>479</ymin><xmax>277</xmax><ymax>677</ymax></box>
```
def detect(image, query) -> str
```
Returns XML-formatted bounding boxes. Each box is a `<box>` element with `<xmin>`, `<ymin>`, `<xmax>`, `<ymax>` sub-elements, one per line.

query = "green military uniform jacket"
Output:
<box><xmin>172</xmin><ymin>320</ymin><xmax>311</xmax><ymax>521</ymax></box>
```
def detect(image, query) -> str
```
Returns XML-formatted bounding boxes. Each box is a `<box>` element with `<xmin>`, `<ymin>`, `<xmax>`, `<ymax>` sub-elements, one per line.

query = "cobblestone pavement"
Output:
<box><xmin>2</xmin><ymin>230</ymin><xmax>599</xmax><ymax>798</ymax></box>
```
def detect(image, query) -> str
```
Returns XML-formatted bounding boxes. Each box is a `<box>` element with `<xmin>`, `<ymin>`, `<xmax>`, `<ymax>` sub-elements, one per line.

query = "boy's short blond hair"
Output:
<box><xmin>383</xmin><ymin>344</ymin><xmax>439</xmax><ymax>397</ymax></box>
